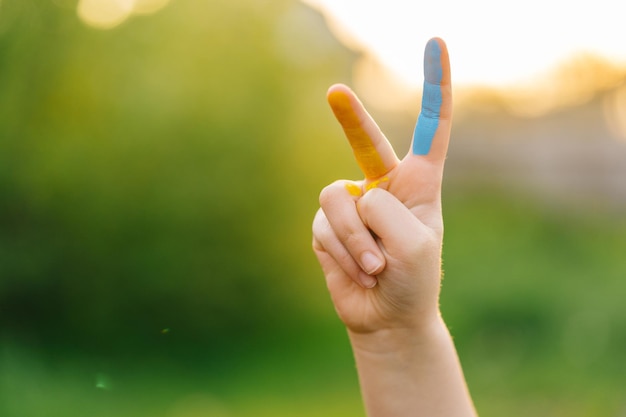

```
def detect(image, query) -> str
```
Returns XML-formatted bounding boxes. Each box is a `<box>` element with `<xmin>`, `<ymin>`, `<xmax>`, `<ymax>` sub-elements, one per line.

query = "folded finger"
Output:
<box><xmin>319</xmin><ymin>180</ymin><xmax>386</xmax><ymax>278</ymax></box>
<box><xmin>312</xmin><ymin>206</ymin><xmax>378</xmax><ymax>289</ymax></box>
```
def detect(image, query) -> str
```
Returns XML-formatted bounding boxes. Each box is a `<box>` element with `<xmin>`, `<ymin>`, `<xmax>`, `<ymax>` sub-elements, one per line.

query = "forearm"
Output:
<box><xmin>348</xmin><ymin>316</ymin><xmax>477</xmax><ymax>417</ymax></box>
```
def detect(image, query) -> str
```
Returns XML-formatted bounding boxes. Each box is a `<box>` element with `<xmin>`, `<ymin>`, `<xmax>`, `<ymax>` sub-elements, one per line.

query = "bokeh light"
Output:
<box><xmin>77</xmin><ymin>0</ymin><xmax>134</xmax><ymax>29</ymax></box>
<box><xmin>77</xmin><ymin>0</ymin><xmax>170</xmax><ymax>29</ymax></box>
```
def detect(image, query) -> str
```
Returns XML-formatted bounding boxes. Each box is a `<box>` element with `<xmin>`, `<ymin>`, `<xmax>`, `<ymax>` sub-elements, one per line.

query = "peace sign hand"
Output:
<box><xmin>312</xmin><ymin>38</ymin><xmax>452</xmax><ymax>334</ymax></box>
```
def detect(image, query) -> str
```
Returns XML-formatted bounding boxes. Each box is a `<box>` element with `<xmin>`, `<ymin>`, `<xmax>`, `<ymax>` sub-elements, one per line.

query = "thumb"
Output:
<box><xmin>357</xmin><ymin>188</ymin><xmax>437</xmax><ymax>260</ymax></box>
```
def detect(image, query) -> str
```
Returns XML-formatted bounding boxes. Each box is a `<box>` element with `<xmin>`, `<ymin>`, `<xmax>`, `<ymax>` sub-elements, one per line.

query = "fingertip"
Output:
<box><xmin>358</xmin><ymin>270</ymin><xmax>378</xmax><ymax>289</ymax></box>
<box><xmin>326</xmin><ymin>85</ymin><xmax>356</xmax><ymax>126</ymax></box>
<box><xmin>327</xmin><ymin>84</ymin><xmax>354</xmax><ymax>108</ymax></box>
<box><xmin>327</xmin><ymin>83</ymin><xmax>351</xmax><ymax>96</ymax></box>
<box><xmin>422</xmin><ymin>39</ymin><xmax>443</xmax><ymax>86</ymax></box>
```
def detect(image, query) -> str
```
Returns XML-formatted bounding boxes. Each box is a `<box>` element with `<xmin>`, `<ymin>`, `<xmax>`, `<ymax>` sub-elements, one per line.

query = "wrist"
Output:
<box><xmin>347</xmin><ymin>313</ymin><xmax>448</xmax><ymax>357</ymax></box>
<box><xmin>346</xmin><ymin>314</ymin><xmax>477</xmax><ymax>417</ymax></box>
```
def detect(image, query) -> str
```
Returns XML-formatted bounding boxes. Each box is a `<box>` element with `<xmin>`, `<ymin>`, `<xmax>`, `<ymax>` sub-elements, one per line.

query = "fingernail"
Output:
<box><xmin>359</xmin><ymin>271</ymin><xmax>378</xmax><ymax>289</ymax></box>
<box><xmin>360</xmin><ymin>251</ymin><xmax>383</xmax><ymax>275</ymax></box>
<box><xmin>424</xmin><ymin>38</ymin><xmax>443</xmax><ymax>85</ymax></box>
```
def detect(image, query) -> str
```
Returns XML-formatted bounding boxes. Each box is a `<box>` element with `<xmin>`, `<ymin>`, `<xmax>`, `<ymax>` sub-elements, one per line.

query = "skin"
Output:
<box><xmin>312</xmin><ymin>38</ymin><xmax>477</xmax><ymax>417</ymax></box>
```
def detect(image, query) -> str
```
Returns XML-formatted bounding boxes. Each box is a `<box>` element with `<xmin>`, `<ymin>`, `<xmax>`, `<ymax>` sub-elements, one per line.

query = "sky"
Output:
<box><xmin>303</xmin><ymin>0</ymin><xmax>626</xmax><ymax>88</ymax></box>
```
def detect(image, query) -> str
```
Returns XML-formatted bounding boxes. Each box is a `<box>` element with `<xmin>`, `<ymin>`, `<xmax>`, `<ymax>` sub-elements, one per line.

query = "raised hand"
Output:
<box><xmin>312</xmin><ymin>38</ymin><xmax>477</xmax><ymax>417</ymax></box>
<box><xmin>312</xmin><ymin>38</ymin><xmax>452</xmax><ymax>334</ymax></box>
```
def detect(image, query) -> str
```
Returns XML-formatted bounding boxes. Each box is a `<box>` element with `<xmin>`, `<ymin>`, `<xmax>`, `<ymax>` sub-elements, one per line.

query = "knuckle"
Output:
<box><xmin>318</xmin><ymin>181</ymin><xmax>342</xmax><ymax>207</ymax></box>
<box><xmin>357</xmin><ymin>187</ymin><xmax>382</xmax><ymax>211</ymax></box>
<box><xmin>340</xmin><ymin>228</ymin><xmax>364</xmax><ymax>249</ymax></box>
<box><xmin>312</xmin><ymin>210</ymin><xmax>331</xmax><ymax>240</ymax></box>
<box><xmin>337</xmin><ymin>251</ymin><xmax>359</xmax><ymax>272</ymax></box>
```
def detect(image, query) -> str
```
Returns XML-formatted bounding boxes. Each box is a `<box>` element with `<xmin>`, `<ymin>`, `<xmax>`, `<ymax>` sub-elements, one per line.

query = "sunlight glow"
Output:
<box><xmin>303</xmin><ymin>0</ymin><xmax>626</xmax><ymax>88</ymax></box>
<box><xmin>503</xmin><ymin>54</ymin><xmax>626</xmax><ymax>118</ymax></box>
<box><xmin>77</xmin><ymin>0</ymin><xmax>170</xmax><ymax>29</ymax></box>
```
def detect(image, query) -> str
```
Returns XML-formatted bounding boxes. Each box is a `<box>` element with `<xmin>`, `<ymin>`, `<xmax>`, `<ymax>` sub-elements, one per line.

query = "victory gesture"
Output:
<box><xmin>312</xmin><ymin>38</ymin><xmax>452</xmax><ymax>334</ymax></box>
<box><xmin>312</xmin><ymin>37</ymin><xmax>476</xmax><ymax>417</ymax></box>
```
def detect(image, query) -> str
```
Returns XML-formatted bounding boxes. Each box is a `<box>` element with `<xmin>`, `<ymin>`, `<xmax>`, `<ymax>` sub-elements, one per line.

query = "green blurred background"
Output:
<box><xmin>1</xmin><ymin>1</ymin><xmax>625</xmax><ymax>416</ymax></box>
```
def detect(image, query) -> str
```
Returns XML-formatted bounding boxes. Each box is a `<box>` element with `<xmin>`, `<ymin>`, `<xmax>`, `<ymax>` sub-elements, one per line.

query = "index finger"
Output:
<box><xmin>327</xmin><ymin>84</ymin><xmax>400</xmax><ymax>180</ymax></box>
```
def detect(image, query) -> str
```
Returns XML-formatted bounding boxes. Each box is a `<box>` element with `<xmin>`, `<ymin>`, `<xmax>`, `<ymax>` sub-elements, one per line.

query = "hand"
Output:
<box><xmin>312</xmin><ymin>38</ymin><xmax>452</xmax><ymax>334</ymax></box>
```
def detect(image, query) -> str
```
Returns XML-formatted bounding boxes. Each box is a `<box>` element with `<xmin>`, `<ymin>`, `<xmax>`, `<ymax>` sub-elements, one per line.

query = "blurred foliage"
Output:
<box><xmin>0</xmin><ymin>0</ymin><xmax>356</xmax><ymax>357</ymax></box>
<box><xmin>441</xmin><ymin>187</ymin><xmax>626</xmax><ymax>415</ymax></box>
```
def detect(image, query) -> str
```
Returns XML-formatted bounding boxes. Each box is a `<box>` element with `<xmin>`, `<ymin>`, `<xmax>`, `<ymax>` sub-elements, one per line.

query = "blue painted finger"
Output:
<box><xmin>412</xmin><ymin>39</ymin><xmax>444</xmax><ymax>155</ymax></box>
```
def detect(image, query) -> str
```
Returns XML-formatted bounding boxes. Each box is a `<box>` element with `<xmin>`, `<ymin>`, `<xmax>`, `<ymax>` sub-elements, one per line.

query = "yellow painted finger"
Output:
<box><xmin>327</xmin><ymin>85</ymin><xmax>396</xmax><ymax>180</ymax></box>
